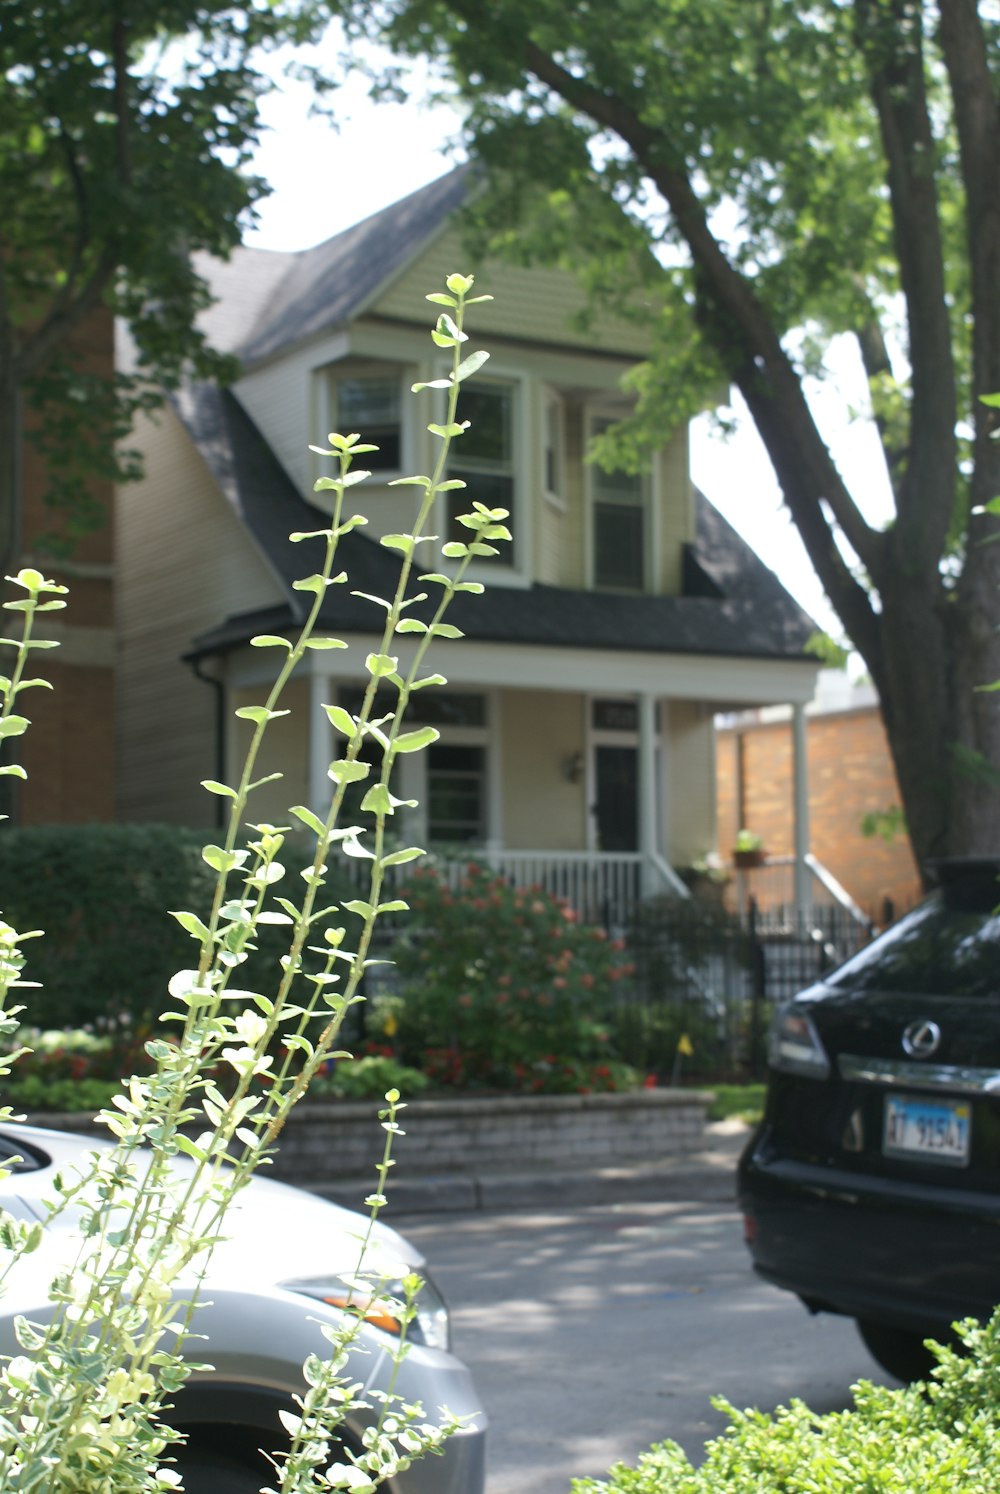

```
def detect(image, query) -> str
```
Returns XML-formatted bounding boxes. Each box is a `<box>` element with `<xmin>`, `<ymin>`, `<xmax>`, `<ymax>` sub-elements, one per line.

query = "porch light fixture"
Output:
<box><xmin>561</xmin><ymin>751</ymin><xmax>584</xmax><ymax>784</ymax></box>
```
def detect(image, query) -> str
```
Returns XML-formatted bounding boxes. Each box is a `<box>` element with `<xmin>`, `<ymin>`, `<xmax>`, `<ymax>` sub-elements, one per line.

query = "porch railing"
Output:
<box><xmin>423</xmin><ymin>849</ymin><xmax>664</xmax><ymax>929</ymax></box>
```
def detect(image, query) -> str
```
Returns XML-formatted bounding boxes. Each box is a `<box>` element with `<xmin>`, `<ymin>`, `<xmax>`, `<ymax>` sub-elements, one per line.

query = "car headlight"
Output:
<box><xmin>768</xmin><ymin>1006</ymin><xmax>831</xmax><ymax>1079</ymax></box>
<box><xmin>282</xmin><ymin>1270</ymin><xmax>451</xmax><ymax>1352</ymax></box>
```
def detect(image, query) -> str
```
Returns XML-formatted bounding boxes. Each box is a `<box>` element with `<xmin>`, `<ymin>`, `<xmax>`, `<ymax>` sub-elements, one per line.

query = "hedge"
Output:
<box><xmin>0</xmin><ymin>824</ymin><xmax>346</xmax><ymax>1032</ymax></box>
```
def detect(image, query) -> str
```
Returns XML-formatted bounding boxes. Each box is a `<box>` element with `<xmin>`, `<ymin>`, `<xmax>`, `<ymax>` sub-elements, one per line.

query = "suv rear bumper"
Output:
<box><xmin>738</xmin><ymin>1129</ymin><xmax>1000</xmax><ymax>1333</ymax></box>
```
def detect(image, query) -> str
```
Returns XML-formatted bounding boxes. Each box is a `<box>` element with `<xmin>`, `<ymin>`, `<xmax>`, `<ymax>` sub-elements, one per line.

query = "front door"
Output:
<box><xmin>594</xmin><ymin>745</ymin><xmax>638</xmax><ymax>852</ymax></box>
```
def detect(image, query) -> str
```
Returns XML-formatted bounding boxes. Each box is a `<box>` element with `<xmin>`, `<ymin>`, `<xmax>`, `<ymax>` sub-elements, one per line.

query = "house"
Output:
<box><xmin>716</xmin><ymin>671</ymin><xmax>921</xmax><ymax>921</ymax></box>
<box><xmin>116</xmin><ymin>166</ymin><xmax>822</xmax><ymax>919</ymax></box>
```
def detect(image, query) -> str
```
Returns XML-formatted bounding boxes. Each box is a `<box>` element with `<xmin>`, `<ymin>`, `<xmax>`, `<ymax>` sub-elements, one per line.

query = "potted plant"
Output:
<box><xmin>732</xmin><ymin>828</ymin><xmax>766</xmax><ymax>869</ymax></box>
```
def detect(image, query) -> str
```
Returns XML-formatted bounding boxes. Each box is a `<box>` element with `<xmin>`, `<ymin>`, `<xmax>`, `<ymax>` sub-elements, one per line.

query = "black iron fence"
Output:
<box><xmin>613</xmin><ymin>895</ymin><xmax>874</xmax><ymax>1080</ymax></box>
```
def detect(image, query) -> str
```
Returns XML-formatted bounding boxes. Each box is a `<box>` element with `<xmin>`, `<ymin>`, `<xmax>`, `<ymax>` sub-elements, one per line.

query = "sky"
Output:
<box><xmin>242</xmin><ymin>35</ymin><xmax>895</xmax><ymax>649</ymax></box>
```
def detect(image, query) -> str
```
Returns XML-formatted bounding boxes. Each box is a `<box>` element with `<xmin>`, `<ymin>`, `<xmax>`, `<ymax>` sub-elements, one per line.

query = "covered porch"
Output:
<box><xmin>222</xmin><ymin>628</ymin><xmax>823</xmax><ymax>922</ymax></box>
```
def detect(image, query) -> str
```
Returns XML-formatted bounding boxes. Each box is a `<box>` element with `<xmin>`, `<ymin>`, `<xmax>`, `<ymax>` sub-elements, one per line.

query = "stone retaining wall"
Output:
<box><xmin>28</xmin><ymin>1088</ymin><xmax>711</xmax><ymax>1191</ymax></box>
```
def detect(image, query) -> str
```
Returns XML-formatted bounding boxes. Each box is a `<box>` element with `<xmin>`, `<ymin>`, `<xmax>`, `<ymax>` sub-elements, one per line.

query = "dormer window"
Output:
<box><xmin>314</xmin><ymin>364</ymin><xmax>406</xmax><ymax>484</ymax></box>
<box><xmin>336</xmin><ymin>374</ymin><xmax>401</xmax><ymax>472</ymax></box>
<box><xmin>448</xmin><ymin>378</ymin><xmax>516</xmax><ymax>566</ymax></box>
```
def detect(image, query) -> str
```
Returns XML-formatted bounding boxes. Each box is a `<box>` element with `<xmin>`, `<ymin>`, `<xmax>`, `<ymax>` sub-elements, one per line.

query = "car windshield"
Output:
<box><xmin>826</xmin><ymin>882</ymin><xmax>1000</xmax><ymax>998</ymax></box>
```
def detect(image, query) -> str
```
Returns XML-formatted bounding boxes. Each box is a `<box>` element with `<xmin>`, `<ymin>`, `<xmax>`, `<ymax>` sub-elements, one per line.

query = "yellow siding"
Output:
<box><xmin>656</xmin><ymin>426</ymin><xmax>694</xmax><ymax>595</ymax></box>
<box><xmin>372</xmin><ymin>227</ymin><xmax>652</xmax><ymax>359</ymax></box>
<box><xmin>229</xmin><ymin>679</ymin><xmax>310</xmax><ymax>825</ymax></box>
<box><xmin>667</xmin><ymin>700</ymin><xmax>716</xmax><ymax>864</ymax></box>
<box><xmin>116</xmin><ymin>404</ymin><xmax>286</xmax><ymax>824</ymax></box>
<box><xmin>500</xmin><ymin>690</ymin><xmax>587</xmax><ymax>849</ymax></box>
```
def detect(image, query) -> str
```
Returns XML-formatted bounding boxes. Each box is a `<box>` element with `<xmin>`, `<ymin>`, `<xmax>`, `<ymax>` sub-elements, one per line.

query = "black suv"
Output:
<box><xmin>738</xmin><ymin>858</ymin><xmax>1000</xmax><ymax>1381</ymax></box>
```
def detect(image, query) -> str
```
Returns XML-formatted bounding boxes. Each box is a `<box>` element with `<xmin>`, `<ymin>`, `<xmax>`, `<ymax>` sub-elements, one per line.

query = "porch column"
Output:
<box><xmin>308</xmin><ymin>668</ymin><xmax>332</xmax><ymax>818</ymax></box>
<box><xmin>637</xmin><ymin>692</ymin><xmax>658</xmax><ymax>896</ymax></box>
<box><xmin>792</xmin><ymin>701</ymin><xmax>810</xmax><ymax>915</ymax></box>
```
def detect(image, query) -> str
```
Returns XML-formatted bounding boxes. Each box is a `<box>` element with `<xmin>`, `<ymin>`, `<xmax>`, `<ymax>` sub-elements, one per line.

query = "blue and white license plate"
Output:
<box><xmin>883</xmin><ymin>1094</ymin><xmax>970</xmax><ymax>1166</ymax></box>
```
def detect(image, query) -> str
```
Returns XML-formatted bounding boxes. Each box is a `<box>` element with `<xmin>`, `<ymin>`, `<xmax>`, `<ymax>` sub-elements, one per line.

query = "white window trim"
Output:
<box><xmin>543</xmin><ymin>386</ymin><xmax>568</xmax><ymax>513</ymax></box>
<box><xmin>310</xmin><ymin>361</ymin><xmax>412</xmax><ymax>497</ymax></box>
<box><xmin>584</xmin><ymin>406</ymin><xmax>657</xmax><ymax>593</ymax></box>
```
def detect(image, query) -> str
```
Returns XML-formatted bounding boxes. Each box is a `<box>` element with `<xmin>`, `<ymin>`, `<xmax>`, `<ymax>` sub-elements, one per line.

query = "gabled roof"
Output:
<box><xmin>177</xmin><ymin>384</ymin><xmax>818</xmax><ymax>665</ymax></box>
<box><xmin>193</xmin><ymin>165</ymin><xmax>473</xmax><ymax>368</ymax></box>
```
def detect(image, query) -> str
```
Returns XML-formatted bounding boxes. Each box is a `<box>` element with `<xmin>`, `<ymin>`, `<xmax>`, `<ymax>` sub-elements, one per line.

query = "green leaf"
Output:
<box><xmin>455</xmin><ymin>349</ymin><xmax>490</xmax><ymax>381</ymax></box>
<box><xmin>426</xmin><ymin>292</ymin><xmax>457</xmax><ymax>307</ymax></box>
<box><xmin>428</xmin><ymin>422</ymin><xmax>469</xmax><ymax>440</ymax></box>
<box><xmin>411</xmin><ymin>378</ymin><xmax>453</xmax><ymax>392</ymax></box>
<box><xmin>289</xmin><ymin>805</ymin><xmax>326</xmax><ymax>835</ymax></box>
<box><xmin>201</xmin><ymin>779</ymin><xmax>238</xmax><ymax>798</ymax></box>
<box><xmin>292</xmin><ymin>574</ymin><xmax>332</xmax><ymax>594</ymax></box>
<box><xmin>323</xmin><ymin>706</ymin><xmax>357</xmax><ymax>736</ymax></box>
<box><xmin>250</xmin><ymin>635</ymin><xmax>292</xmax><ymax>650</ymax></box>
<box><xmin>394</xmin><ymin>726</ymin><xmax>440</xmax><ymax>753</ymax></box>
<box><xmin>435</xmin><ymin>479</ymin><xmax>467</xmax><ymax>491</ymax></box>
<box><xmin>381</xmin><ymin>846</ymin><xmax>426</xmax><ymax>867</ymax></box>
<box><xmin>442</xmin><ymin>542</ymin><xmax>469</xmax><ymax>558</ymax></box>
<box><xmin>380</xmin><ymin>534</ymin><xmax>416</xmax><ymax>554</ymax></box>
<box><xmin>0</xmin><ymin>716</ymin><xmax>30</xmax><ymax>739</ymax></box>
<box><xmin>0</xmin><ymin>765</ymin><xmax>26</xmax><ymax>779</ymax></box>
<box><xmin>328</xmin><ymin>759</ymin><xmax>371</xmax><ymax>784</ymax></box>
<box><xmin>343</xmin><ymin>899</ymin><xmax>374</xmax><ymax>919</ymax></box>
<box><xmin>303</xmin><ymin>637</ymin><xmax>348</xmax><ymax>650</ymax></box>
<box><xmin>395</xmin><ymin>619</ymin><xmax>428</xmax><ymax>634</ymax></box>
<box><xmin>366</xmin><ymin>652</ymin><xmax>399</xmax><ymax>678</ymax></box>
<box><xmin>410</xmin><ymin>673</ymin><xmax>448</xmax><ymax>690</ymax></box>
<box><xmin>170</xmin><ymin>910</ymin><xmax>212</xmax><ymax>941</ymax></box>
<box><xmin>388</xmin><ymin>475</ymin><xmax>433</xmax><ymax>488</ymax></box>
<box><xmin>360</xmin><ymin>782</ymin><xmax>394</xmax><ymax>815</ymax></box>
<box><xmin>201</xmin><ymin>844</ymin><xmax>248</xmax><ymax>874</ymax></box>
<box><xmin>429</xmin><ymin>623</ymin><xmax>464</xmax><ymax>639</ymax></box>
<box><xmin>234</xmin><ymin>706</ymin><xmax>290</xmax><ymax>724</ymax></box>
<box><xmin>377</xmin><ymin>900</ymin><xmax>409</xmax><ymax>914</ymax></box>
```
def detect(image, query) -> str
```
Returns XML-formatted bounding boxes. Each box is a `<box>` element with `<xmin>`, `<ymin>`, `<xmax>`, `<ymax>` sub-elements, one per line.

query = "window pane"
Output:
<box><xmin>594</xmin><ymin>501</ymin><xmax>644</xmax><ymax>589</ymax></box>
<box><xmin>338</xmin><ymin>377</ymin><xmax>400</xmax><ymax>470</ymax></box>
<box><xmin>427</xmin><ymin>744</ymin><xmax>485</xmax><ymax>843</ymax></box>
<box><xmin>455</xmin><ymin>384</ymin><xmax>511</xmax><ymax>465</ymax></box>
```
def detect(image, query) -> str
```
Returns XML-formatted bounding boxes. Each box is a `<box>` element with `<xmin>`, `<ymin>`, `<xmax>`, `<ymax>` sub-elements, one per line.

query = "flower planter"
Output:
<box><xmin>733</xmin><ymin>848</ymin><xmax>766</xmax><ymax>869</ymax></box>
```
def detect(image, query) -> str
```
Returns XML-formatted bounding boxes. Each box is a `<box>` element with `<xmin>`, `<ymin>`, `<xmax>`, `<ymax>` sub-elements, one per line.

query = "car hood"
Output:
<box><xmin>3</xmin><ymin>1122</ymin><xmax>421</xmax><ymax>1289</ymax></box>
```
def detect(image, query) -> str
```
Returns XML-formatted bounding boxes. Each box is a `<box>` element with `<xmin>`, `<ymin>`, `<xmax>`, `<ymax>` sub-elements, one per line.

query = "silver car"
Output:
<box><xmin>0</xmin><ymin>1123</ymin><xmax>486</xmax><ymax>1493</ymax></box>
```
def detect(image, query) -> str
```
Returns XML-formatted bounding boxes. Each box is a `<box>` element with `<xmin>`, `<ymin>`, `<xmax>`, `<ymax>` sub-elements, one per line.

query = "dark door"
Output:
<box><xmin>594</xmin><ymin>745</ymin><xmax>638</xmax><ymax>852</ymax></box>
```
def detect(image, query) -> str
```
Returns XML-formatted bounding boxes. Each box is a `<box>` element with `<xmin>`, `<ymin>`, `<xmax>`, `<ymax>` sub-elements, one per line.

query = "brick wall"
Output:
<box><xmin>717</xmin><ymin>706</ymin><xmax>921</xmax><ymax>919</ymax></box>
<box><xmin>33</xmin><ymin>1089</ymin><xmax>712</xmax><ymax>1195</ymax></box>
<box><xmin>15</xmin><ymin>309</ymin><xmax>115</xmax><ymax>823</ymax></box>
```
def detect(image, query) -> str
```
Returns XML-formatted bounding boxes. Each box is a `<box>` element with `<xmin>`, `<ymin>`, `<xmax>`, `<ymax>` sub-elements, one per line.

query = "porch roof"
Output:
<box><xmin>177</xmin><ymin>381</ymin><xmax>817</xmax><ymax>667</ymax></box>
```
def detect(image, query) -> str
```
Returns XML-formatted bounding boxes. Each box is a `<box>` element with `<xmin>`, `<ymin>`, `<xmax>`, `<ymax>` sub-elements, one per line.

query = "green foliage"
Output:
<box><xmin>351</xmin><ymin>0</ymin><xmax>1000</xmax><ymax>870</ymax></box>
<box><xmin>860</xmin><ymin>803</ymin><xmax>908</xmax><ymax>845</ymax></box>
<box><xmin>0</xmin><ymin>0</ymin><xmax>330</xmax><ymax>541</ymax></box>
<box><xmin>311</xmin><ymin>1053</ymin><xmax>430</xmax><ymax>1100</ymax></box>
<box><xmin>0</xmin><ymin>824</ymin><xmax>349</xmax><ymax>1031</ymax></box>
<box><xmin>570</xmin><ymin>1311</ymin><xmax>1000</xmax><ymax>1492</ymax></box>
<box><xmin>391</xmin><ymin>864</ymin><xmax>641</xmax><ymax>1092</ymax></box>
<box><xmin>705</xmin><ymin>1083</ymin><xmax>764</xmax><ymax>1124</ymax></box>
<box><xmin>0</xmin><ymin>278</ymin><xmax>499</xmax><ymax>1491</ymax></box>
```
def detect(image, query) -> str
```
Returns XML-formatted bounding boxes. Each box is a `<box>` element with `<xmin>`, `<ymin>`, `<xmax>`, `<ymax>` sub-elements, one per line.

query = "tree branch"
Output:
<box><xmin>518</xmin><ymin>35</ymin><xmax>885</xmax><ymax>653</ymax></box>
<box><xmin>856</xmin><ymin>0</ymin><xmax>956</xmax><ymax>570</ymax></box>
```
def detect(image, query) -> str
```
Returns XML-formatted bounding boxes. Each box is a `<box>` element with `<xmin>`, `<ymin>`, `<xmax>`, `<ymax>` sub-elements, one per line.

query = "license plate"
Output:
<box><xmin>883</xmin><ymin>1094</ymin><xmax>970</xmax><ymax>1165</ymax></box>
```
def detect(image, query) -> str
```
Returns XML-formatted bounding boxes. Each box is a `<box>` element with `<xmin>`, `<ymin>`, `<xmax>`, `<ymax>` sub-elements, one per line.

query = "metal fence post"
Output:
<box><xmin>747</xmin><ymin>895</ymin><xmax>767</xmax><ymax>1077</ymax></box>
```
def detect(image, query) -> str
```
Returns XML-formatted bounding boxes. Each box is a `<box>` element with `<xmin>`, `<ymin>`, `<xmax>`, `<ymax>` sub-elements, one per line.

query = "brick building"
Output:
<box><xmin>716</xmin><ymin>674</ymin><xmax>921</xmax><ymax>921</ymax></box>
<box><xmin>9</xmin><ymin>309</ymin><xmax>115</xmax><ymax>823</ymax></box>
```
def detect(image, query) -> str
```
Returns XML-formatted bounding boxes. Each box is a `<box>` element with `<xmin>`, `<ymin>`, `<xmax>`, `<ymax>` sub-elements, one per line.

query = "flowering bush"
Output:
<box><xmin>390</xmin><ymin>864</ymin><xmax>641</xmax><ymax>1093</ymax></box>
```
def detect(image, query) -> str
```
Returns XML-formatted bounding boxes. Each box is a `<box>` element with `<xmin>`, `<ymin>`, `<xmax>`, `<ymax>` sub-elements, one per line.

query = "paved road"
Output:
<box><xmin>398</xmin><ymin>1198</ymin><xmax>897</xmax><ymax>1494</ymax></box>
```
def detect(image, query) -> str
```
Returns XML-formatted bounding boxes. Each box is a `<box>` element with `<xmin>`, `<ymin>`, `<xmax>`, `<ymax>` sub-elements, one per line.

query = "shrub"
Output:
<box><xmin>391</xmin><ymin>864</ymin><xmax>641</xmax><ymax>1092</ymax></box>
<box><xmin>570</xmin><ymin>1313</ymin><xmax>1000</xmax><ymax>1493</ymax></box>
<box><xmin>0</xmin><ymin>824</ymin><xmax>349</xmax><ymax>1032</ymax></box>
<box><xmin>310</xmin><ymin>1054</ymin><xmax>429</xmax><ymax>1101</ymax></box>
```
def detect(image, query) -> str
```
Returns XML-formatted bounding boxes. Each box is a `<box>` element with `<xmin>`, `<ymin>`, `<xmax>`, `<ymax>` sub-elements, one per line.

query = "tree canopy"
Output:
<box><xmin>341</xmin><ymin>0</ymin><xmax>1000</xmax><ymax>874</ymax></box>
<box><xmin>0</xmin><ymin>0</ymin><xmax>325</xmax><ymax>553</ymax></box>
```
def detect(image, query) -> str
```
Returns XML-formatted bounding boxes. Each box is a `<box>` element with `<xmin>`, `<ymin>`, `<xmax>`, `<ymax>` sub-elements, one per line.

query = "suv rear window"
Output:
<box><xmin>826</xmin><ymin>865</ymin><xmax>1000</xmax><ymax>998</ymax></box>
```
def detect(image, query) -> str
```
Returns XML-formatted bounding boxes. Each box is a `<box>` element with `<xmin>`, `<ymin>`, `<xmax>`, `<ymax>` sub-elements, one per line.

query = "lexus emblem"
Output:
<box><xmin>902</xmin><ymin>1020</ymin><xmax>942</xmax><ymax>1059</ymax></box>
